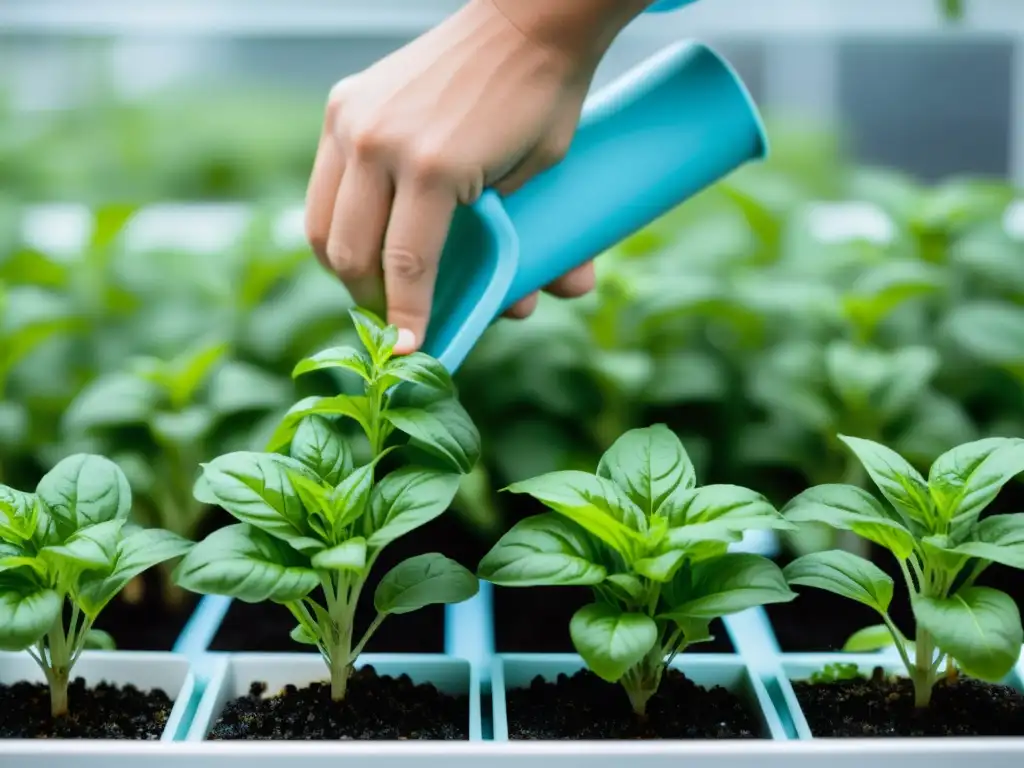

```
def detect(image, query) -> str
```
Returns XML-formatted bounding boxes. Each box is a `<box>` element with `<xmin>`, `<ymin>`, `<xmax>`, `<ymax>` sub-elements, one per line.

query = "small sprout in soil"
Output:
<box><xmin>478</xmin><ymin>424</ymin><xmax>797</xmax><ymax>717</ymax></box>
<box><xmin>783</xmin><ymin>435</ymin><xmax>1024</xmax><ymax>708</ymax></box>
<box><xmin>175</xmin><ymin>308</ymin><xmax>480</xmax><ymax>701</ymax></box>
<box><xmin>809</xmin><ymin>662</ymin><xmax>864</xmax><ymax>685</ymax></box>
<box><xmin>0</xmin><ymin>455</ymin><xmax>193</xmax><ymax>717</ymax></box>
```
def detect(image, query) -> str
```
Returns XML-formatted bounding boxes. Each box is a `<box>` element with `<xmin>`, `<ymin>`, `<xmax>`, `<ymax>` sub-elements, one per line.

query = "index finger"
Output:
<box><xmin>381</xmin><ymin>179</ymin><xmax>457</xmax><ymax>355</ymax></box>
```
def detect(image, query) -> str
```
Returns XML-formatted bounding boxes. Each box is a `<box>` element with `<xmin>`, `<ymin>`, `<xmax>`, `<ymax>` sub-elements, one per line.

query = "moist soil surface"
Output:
<box><xmin>209</xmin><ymin>665</ymin><xmax>468</xmax><ymax>740</ymax></box>
<box><xmin>0</xmin><ymin>678</ymin><xmax>172</xmax><ymax>739</ymax></box>
<box><xmin>494</xmin><ymin>585</ymin><xmax>734</xmax><ymax>653</ymax></box>
<box><xmin>506</xmin><ymin>668</ymin><xmax>761</xmax><ymax>739</ymax></box>
<box><xmin>792</xmin><ymin>674</ymin><xmax>1024</xmax><ymax>737</ymax></box>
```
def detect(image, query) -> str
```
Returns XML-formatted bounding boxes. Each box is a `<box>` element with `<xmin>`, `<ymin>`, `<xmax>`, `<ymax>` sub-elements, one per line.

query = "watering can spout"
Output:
<box><xmin>421</xmin><ymin>40</ymin><xmax>768</xmax><ymax>372</ymax></box>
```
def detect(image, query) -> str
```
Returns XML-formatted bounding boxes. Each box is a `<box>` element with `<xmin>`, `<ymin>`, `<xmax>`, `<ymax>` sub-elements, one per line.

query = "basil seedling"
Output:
<box><xmin>174</xmin><ymin>308</ymin><xmax>480</xmax><ymax>700</ymax></box>
<box><xmin>783</xmin><ymin>435</ymin><xmax>1024</xmax><ymax>707</ymax></box>
<box><xmin>478</xmin><ymin>425</ymin><xmax>797</xmax><ymax>716</ymax></box>
<box><xmin>0</xmin><ymin>455</ymin><xmax>193</xmax><ymax>717</ymax></box>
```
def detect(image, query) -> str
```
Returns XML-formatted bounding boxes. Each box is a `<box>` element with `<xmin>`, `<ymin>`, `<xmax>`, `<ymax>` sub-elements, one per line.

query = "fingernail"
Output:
<box><xmin>395</xmin><ymin>328</ymin><xmax>417</xmax><ymax>353</ymax></box>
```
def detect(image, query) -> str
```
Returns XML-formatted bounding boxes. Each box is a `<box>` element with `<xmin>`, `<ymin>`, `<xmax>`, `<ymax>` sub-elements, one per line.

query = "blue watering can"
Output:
<box><xmin>419</xmin><ymin>39</ymin><xmax>768</xmax><ymax>371</ymax></box>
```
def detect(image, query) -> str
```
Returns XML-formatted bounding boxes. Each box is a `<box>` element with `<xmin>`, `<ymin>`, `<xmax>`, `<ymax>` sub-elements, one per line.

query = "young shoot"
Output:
<box><xmin>174</xmin><ymin>308</ymin><xmax>480</xmax><ymax>700</ymax></box>
<box><xmin>782</xmin><ymin>435</ymin><xmax>1024</xmax><ymax>707</ymax></box>
<box><xmin>478</xmin><ymin>425</ymin><xmax>796</xmax><ymax>717</ymax></box>
<box><xmin>0</xmin><ymin>455</ymin><xmax>193</xmax><ymax>717</ymax></box>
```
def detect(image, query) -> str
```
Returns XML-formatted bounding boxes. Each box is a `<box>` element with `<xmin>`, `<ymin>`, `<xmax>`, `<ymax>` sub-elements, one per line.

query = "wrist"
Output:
<box><xmin>486</xmin><ymin>0</ymin><xmax>652</xmax><ymax>66</ymax></box>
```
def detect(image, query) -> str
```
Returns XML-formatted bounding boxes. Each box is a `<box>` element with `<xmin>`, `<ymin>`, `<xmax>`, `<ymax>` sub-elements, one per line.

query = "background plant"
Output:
<box><xmin>0</xmin><ymin>454</ymin><xmax>192</xmax><ymax>716</ymax></box>
<box><xmin>478</xmin><ymin>424</ymin><xmax>796</xmax><ymax>716</ymax></box>
<box><xmin>782</xmin><ymin>434</ymin><xmax>1024</xmax><ymax>706</ymax></box>
<box><xmin>174</xmin><ymin>309</ymin><xmax>480</xmax><ymax>699</ymax></box>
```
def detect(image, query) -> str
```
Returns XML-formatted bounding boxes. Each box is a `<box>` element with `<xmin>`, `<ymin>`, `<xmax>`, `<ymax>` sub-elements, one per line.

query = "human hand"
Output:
<box><xmin>305</xmin><ymin>0</ymin><xmax>646</xmax><ymax>354</ymax></box>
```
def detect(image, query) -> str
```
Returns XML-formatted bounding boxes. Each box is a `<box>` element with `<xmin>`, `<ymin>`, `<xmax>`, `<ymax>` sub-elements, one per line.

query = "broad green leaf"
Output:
<box><xmin>61</xmin><ymin>372</ymin><xmax>160</xmax><ymax>433</ymax></box>
<box><xmin>292</xmin><ymin>345</ymin><xmax>372</xmax><ymax>381</ymax></box>
<box><xmin>290</xmin><ymin>415</ymin><xmax>353</xmax><ymax>486</ymax></box>
<box><xmin>384</xmin><ymin>397</ymin><xmax>480</xmax><ymax>474</ymax></box>
<box><xmin>76</xmin><ymin>527</ymin><xmax>193</xmax><ymax>615</ymax></box>
<box><xmin>206</xmin><ymin>361</ymin><xmax>293</xmax><ymax>416</ymax></box>
<box><xmin>172</xmin><ymin>524</ymin><xmax>317</xmax><ymax>604</ymax></box>
<box><xmin>477</xmin><ymin>513</ymin><xmax>606</xmax><ymax>587</ymax></box>
<box><xmin>839</xmin><ymin>435</ymin><xmax>934</xmax><ymax>530</ymax></box>
<box><xmin>505</xmin><ymin>471</ymin><xmax>647</xmax><ymax>560</ymax></box>
<box><xmin>943</xmin><ymin>301</ymin><xmax>1024</xmax><ymax>371</ymax></box>
<box><xmin>0</xmin><ymin>578</ymin><xmax>60</xmax><ymax>651</ymax></box>
<box><xmin>373</xmin><ymin>553</ymin><xmax>478</xmax><ymax>615</ymax></box>
<box><xmin>83</xmin><ymin>628</ymin><xmax>116</xmax><ymax>651</ymax></box>
<box><xmin>382</xmin><ymin>353</ymin><xmax>453</xmax><ymax>391</ymax></box>
<box><xmin>569</xmin><ymin>603</ymin><xmax>658</xmax><ymax>683</ymax></box>
<box><xmin>0</xmin><ymin>541</ymin><xmax>38</xmax><ymax>575</ymax></box>
<box><xmin>350</xmin><ymin>307</ymin><xmax>397</xmax><ymax>364</ymax></box>
<box><xmin>949</xmin><ymin>514</ymin><xmax>1024</xmax><ymax>569</ymax></box>
<box><xmin>364</xmin><ymin>467</ymin><xmax>461</xmax><ymax>549</ymax></box>
<box><xmin>665</xmin><ymin>484</ymin><xmax>794</xmax><ymax>548</ymax></box>
<box><xmin>660</xmin><ymin>554</ymin><xmax>795</xmax><ymax>619</ymax></box>
<box><xmin>151</xmin><ymin>407</ymin><xmax>215</xmax><ymax>446</ymax></box>
<box><xmin>0</xmin><ymin>490</ymin><xmax>38</xmax><ymax>543</ymax></box>
<box><xmin>842</xmin><ymin>259</ymin><xmax>945</xmax><ymax>336</ymax></box>
<box><xmin>634</xmin><ymin>550</ymin><xmax>688</xmax><ymax>582</ymax></box>
<box><xmin>842</xmin><ymin>623</ymin><xmax>898</xmax><ymax>652</ymax></box>
<box><xmin>168</xmin><ymin>341</ymin><xmax>229</xmax><ymax>408</ymax></box>
<box><xmin>311</xmin><ymin>537</ymin><xmax>366</xmax><ymax>572</ymax></box>
<box><xmin>198</xmin><ymin>452</ymin><xmax>324</xmax><ymax>552</ymax></box>
<box><xmin>915</xmin><ymin>587</ymin><xmax>1023</xmax><ymax>682</ymax></box>
<box><xmin>325</xmin><ymin>461</ymin><xmax>378</xmax><ymax>534</ymax></box>
<box><xmin>873</xmin><ymin>346</ymin><xmax>942</xmax><ymax>419</ymax></box>
<box><xmin>596</xmin><ymin>424</ymin><xmax>696</xmax><ymax>516</ymax></box>
<box><xmin>39</xmin><ymin>519</ymin><xmax>123</xmax><ymax>572</ymax></box>
<box><xmin>928</xmin><ymin>438</ymin><xmax>1024</xmax><ymax>540</ymax></box>
<box><xmin>36</xmin><ymin>454</ymin><xmax>133</xmax><ymax>541</ymax></box>
<box><xmin>265</xmin><ymin>395</ymin><xmax>372</xmax><ymax>452</ymax></box>
<box><xmin>290</xmin><ymin>624</ymin><xmax>318</xmax><ymax>645</ymax></box>
<box><xmin>783</xmin><ymin>550</ymin><xmax>894</xmax><ymax>614</ymax></box>
<box><xmin>782</xmin><ymin>484</ymin><xmax>915</xmax><ymax>558</ymax></box>
<box><xmin>605</xmin><ymin>573</ymin><xmax>646</xmax><ymax>602</ymax></box>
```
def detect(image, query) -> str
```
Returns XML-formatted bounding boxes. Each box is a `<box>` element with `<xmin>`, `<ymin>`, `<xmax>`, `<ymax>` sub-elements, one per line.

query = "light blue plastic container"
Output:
<box><xmin>421</xmin><ymin>39</ymin><xmax>769</xmax><ymax>371</ymax></box>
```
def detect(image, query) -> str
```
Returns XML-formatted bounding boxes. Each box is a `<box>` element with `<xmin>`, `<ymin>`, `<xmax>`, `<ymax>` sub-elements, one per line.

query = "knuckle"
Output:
<box><xmin>346</xmin><ymin>124</ymin><xmax>386</xmax><ymax>158</ymax></box>
<box><xmin>383</xmin><ymin>247</ymin><xmax>428</xmax><ymax>283</ymax></box>
<box><xmin>305</xmin><ymin>219</ymin><xmax>328</xmax><ymax>256</ymax></box>
<box><xmin>326</xmin><ymin>242</ymin><xmax>361</xmax><ymax>280</ymax></box>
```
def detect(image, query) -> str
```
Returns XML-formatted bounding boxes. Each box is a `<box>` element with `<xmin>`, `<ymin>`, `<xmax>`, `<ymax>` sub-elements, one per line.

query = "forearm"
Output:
<box><xmin>489</xmin><ymin>0</ymin><xmax>658</xmax><ymax>65</ymax></box>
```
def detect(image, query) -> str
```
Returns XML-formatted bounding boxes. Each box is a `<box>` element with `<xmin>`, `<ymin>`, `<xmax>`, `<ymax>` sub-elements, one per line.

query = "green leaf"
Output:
<box><xmin>660</xmin><ymin>554</ymin><xmax>796</xmax><ymax>619</ymax></box>
<box><xmin>198</xmin><ymin>452</ymin><xmax>325</xmax><ymax>553</ymax></box>
<box><xmin>350</xmin><ymin>307</ymin><xmax>398</xmax><ymax>364</ymax></box>
<box><xmin>61</xmin><ymin>372</ymin><xmax>160</xmax><ymax>433</ymax></box>
<box><xmin>505</xmin><ymin>471</ymin><xmax>647</xmax><ymax>560</ymax></box>
<box><xmin>949</xmin><ymin>514</ymin><xmax>1024</xmax><ymax>569</ymax></box>
<box><xmin>569</xmin><ymin>603</ymin><xmax>658</xmax><ymax>683</ymax></box>
<box><xmin>928</xmin><ymin>438</ymin><xmax>1024</xmax><ymax>540</ymax></box>
<box><xmin>384</xmin><ymin>397</ymin><xmax>480</xmax><ymax>474</ymax></box>
<box><xmin>167</xmin><ymin>341</ymin><xmax>229</xmax><ymax>408</ymax></box>
<box><xmin>151</xmin><ymin>407</ymin><xmax>216</xmax><ymax>446</ymax></box>
<box><xmin>477</xmin><ymin>513</ymin><xmax>606</xmax><ymax>587</ymax></box>
<box><xmin>782</xmin><ymin>484</ymin><xmax>915</xmax><ymax>558</ymax></box>
<box><xmin>915</xmin><ymin>587</ymin><xmax>1023</xmax><ymax>682</ymax></box>
<box><xmin>290</xmin><ymin>416</ymin><xmax>353</xmax><ymax>486</ymax></box>
<box><xmin>838</xmin><ymin>435</ymin><xmax>934</xmax><ymax>531</ymax></box>
<box><xmin>783</xmin><ymin>550</ymin><xmax>894</xmax><ymax>614</ymax></box>
<box><xmin>943</xmin><ymin>301</ymin><xmax>1024</xmax><ymax>371</ymax></box>
<box><xmin>206</xmin><ymin>361</ymin><xmax>293</xmax><ymax>416</ymax></box>
<box><xmin>842</xmin><ymin>624</ymin><xmax>899</xmax><ymax>652</ymax></box>
<box><xmin>36</xmin><ymin>454</ymin><xmax>133</xmax><ymax>541</ymax></box>
<box><xmin>39</xmin><ymin>519</ymin><xmax>123</xmax><ymax>572</ymax></box>
<box><xmin>172</xmin><ymin>524</ymin><xmax>317</xmax><ymax>604</ymax></box>
<box><xmin>290</xmin><ymin>624</ymin><xmax>318</xmax><ymax>645</ymax></box>
<box><xmin>265</xmin><ymin>395</ymin><xmax>373</xmax><ymax>452</ymax></box>
<box><xmin>292</xmin><ymin>345</ymin><xmax>372</xmax><ymax>382</ymax></box>
<box><xmin>83</xmin><ymin>628</ymin><xmax>117</xmax><ymax>651</ymax></box>
<box><xmin>665</xmin><ymin>484</ymin><xmax>794</xmax><ymax>548</ymax></box>
<box><xmin>0</xmin><ymin>578</ymin><xmax>61</xmax><ymax>651</ymax></box>
<box><xmin>76</xmin><ymin>527</ymin><xmax>193</xmax><ymax>615</ymax></box>
<box><xmin>382</xmin><ymin>353</ymin><xmax>453</xmax><ymax>391</ymax></box>
<box><xmin>310</xmin><ymin>537</ymin><xmax>366</xmax><ymax>572</ymax></box>
<box><xmin>366</xmin><ymin>468</ymin><xmax>463</xmax><ymax>550</ymax></box>
<box><xmin>373</xmin><ymin>553</ymin><xmax>478</xmax><ymax>615</ymax></box>
<box><xmin>596</xmin><ymin>425</ymin><xmax>696</xmax><ymax>516</ymax></box>
<box><xmin>634</xmin><ymin>550</ymin><xmax>689</xmax><ymax>583</ymax></box>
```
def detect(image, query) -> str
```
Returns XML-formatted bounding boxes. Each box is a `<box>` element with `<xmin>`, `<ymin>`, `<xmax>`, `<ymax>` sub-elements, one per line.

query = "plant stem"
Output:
<box><xmin>45</xmin><ymin>614</ymin><xmax>71</xmax><ymax>718</ymax></box>
<box><xmin>912</xmin><ymin>629</ymin><xmax>935</xmax><ymax>708</ymax></box>
<box><xmin>350</xmin><ymin>613</ymin><xmax>386</xmax><ymax>662</ymax></box>
<box><xmin>621</xmin><ymin>644</ymin><xmax>666</xmax><ymax>718</ymax></box>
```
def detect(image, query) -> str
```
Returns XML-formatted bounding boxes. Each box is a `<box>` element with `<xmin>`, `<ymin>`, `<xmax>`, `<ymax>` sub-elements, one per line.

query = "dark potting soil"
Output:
<box><xmin>494</xmin><ymin>585</ymin><xmax>734</xmax><ymax>653</ymax></box>
<box><xmin>792</xmin><ymin>673</ymin><xmax>1024</xmax><ymax>737</ymax></box>
<box><xmin>0</xmin><ymin>677</ymin><xmax>172</xmax><ymax>739</ymax></box>
<box><xmin>209</xmin><ymin>665</ymin><xmax>468</xmax><ymax>740</ymax></box>
<box><xmin>506</xmin><ymin>668</ymin><xmax>760</xmax><ymax>740</ymax></box>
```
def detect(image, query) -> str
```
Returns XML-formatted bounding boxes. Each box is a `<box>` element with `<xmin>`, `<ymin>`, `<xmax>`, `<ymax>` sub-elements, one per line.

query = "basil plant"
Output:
<box><xmin>0</xmin><ymin>455</ymin><xmax>193</xmax><ymax>717</ymax></box>
<box><xmin>783</xmin><ymin>435</ymin><xmax>1024</xmax><ymax>707</ymax></box>
<box><xmin>174</xmin><ymin>309</ymin><xmax>480</xmax><ymax>700</ymax></box>
<box><xmin>478</xmin><ymin>425</ymin><xmax>797</xmax><ymax>717</ymax></box>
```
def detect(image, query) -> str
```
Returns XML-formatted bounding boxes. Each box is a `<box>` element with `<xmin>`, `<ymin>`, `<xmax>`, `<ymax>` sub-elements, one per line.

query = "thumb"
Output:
<box><xmin>383</xmin><ymin>179</ymin><xmax>457</xmax><ymax>354</ymax></box>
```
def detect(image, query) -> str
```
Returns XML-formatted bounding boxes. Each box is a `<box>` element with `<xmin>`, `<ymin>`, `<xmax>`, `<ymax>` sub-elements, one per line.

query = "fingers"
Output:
<box><xmin>501</xmin><ymin>261</ymin><xmax>595</xmax><ymax>320</ymax></box>
<box><xmin>305</xmin><ymin>129</ymin><xmax>345</xmax><ymax>272</ymax></box>
<box><xmin>382</xmin><ymin>178</ymin><xmax>457</xmax><ymax>354</ymax></box>
<box><xmin>325</xmin><ymin>158</ymin><xmax>394</xmax><ymax>311</ymax></box>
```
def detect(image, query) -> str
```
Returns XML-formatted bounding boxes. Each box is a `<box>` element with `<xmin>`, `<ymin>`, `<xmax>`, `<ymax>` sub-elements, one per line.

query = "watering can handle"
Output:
<box><xmin>497</xmin><ymin>40</ymin><xmax>768</xmax><ymax>310</ymax></box>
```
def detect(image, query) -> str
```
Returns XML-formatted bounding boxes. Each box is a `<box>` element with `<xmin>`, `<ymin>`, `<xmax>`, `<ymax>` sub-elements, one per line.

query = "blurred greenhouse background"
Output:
<box><xmin>1</xmin><ymin>0</ymin><xmax>1023</xmax><ymax>655</ymax></box>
